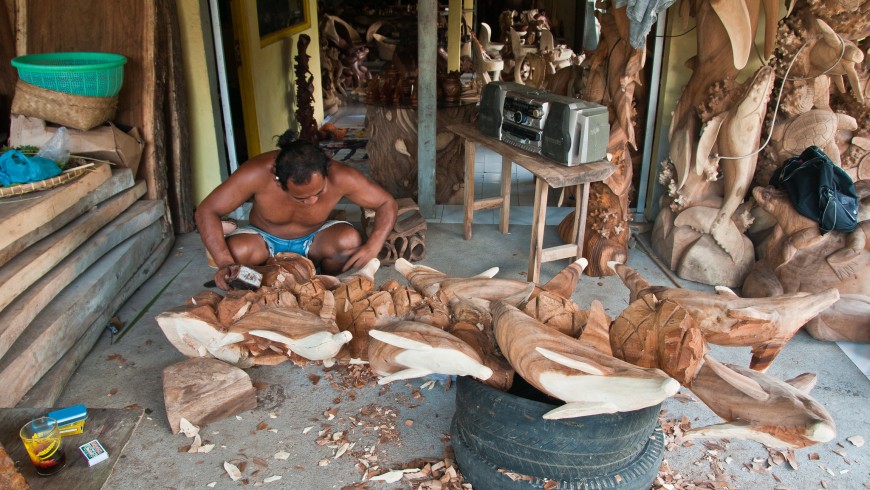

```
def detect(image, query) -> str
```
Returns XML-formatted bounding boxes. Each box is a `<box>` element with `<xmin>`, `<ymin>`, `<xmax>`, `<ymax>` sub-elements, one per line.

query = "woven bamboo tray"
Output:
<box><xmin>0</xmin><ymin>159</ymin><xmax>96</xmax><ymax>198</ymax></box>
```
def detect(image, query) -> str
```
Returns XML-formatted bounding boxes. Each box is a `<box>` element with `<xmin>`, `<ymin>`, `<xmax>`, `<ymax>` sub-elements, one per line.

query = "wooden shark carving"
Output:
<box><xmin>492</xmin><ymin>300</ymin><xmax>679</xmax><ymax>419</ymax></box>
<box><xmin>368</xmin><ymin>321</ymin><xmax>493</xmax><ymax>384</ymax></box>
<box><xmin>610</xmin><ymin>262</ymin><xmax>840</xmax><ymax>371</ymax></box>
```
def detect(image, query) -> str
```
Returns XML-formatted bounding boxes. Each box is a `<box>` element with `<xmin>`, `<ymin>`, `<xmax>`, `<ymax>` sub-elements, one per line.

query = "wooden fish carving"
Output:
<box><xmin>684</xmin><ymin>355</ymin><xmax>836</xmax><ymax>448</ymax></box>
<box><xmin>678</xmin><ymin>66</ymin><xmax>775</xmax><ymax>261</ymax></box>
<box><xmin>492</xmin><ymin>301</ymin><xmax>679</xmax><ymax>419</ymax></box>
<box><xmin>394</xmin><ymin>258</ymin><xmax>587</xmax><ymax>305</ymax></box>
<box><xmin>368</xmin><ymin>321</ymin><xmax>493</xmax><ymax>384</ymax></box>
<box><xmin>610</xmin><ymin>262</ymin><xmax>839</xmax><ymax>371</ymax></box>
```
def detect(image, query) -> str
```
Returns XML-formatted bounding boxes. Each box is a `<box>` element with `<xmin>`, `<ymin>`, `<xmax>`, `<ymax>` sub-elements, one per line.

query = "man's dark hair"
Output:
<box><xmin>274</xmin><ymin>130</ymin><xmax>328</xmax><ymax>190</ymax></box>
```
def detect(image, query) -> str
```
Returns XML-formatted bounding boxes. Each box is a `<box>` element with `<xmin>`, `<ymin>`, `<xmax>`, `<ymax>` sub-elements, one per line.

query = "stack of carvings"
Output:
<box><xmin>158</xmin><ymin>253</ymin><xmax>838</xmax><ymax>450</ymax></box>
<box><xmin>650</xmin><ymin>0</ymin><xmax>868</xmax><ymax>341</ymax></box>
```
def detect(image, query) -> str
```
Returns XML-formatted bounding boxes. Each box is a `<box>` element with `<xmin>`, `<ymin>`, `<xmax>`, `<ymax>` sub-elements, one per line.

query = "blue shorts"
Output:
<box><xmin>228</xmin><ymin>220</ymin><xmax>350</xmax><ymax>257</ymax></box>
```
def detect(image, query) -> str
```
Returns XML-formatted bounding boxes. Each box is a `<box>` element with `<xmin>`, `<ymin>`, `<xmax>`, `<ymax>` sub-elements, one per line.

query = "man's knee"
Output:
<box><xmin>310</xmin><ymin>224</ymin><xmax>361</xmax><ymax>259</ymax></box>
<box><xmin>226</xmin><ymin>234</ymin><xmax>270</xmax><ymax>265</ymax></box>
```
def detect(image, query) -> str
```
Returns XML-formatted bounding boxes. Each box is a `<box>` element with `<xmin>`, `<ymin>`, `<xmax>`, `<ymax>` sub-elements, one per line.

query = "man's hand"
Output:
<box><xmin>214</xmin><ymin>264</ymin><xmax>239</xmax><ymax>291</ymax></box>
<box><xmin>341</xmin><ymin>242</ymin><xmax>380</xmax><ymax>272</ymax></box>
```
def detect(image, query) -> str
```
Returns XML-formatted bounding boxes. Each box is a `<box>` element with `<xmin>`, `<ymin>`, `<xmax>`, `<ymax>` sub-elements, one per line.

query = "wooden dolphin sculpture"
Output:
<box><xmin>609</xmin><ymin>295</ymin><xmax>836</xmax><ymax>449</ymax></box>
<box><xmin>394</xmin><ymin>258</ymin><xmax>587</xmax><ymax>304</ymax></box>
<box><xmin>609</xmin><ymin>261</ymin><xmax>839</xmax><ymax>371</ymax></box>
<box><xmin>492</xmin><ymin>300</ymin><xmax>679</xmax><ymax>419</ymax></box>
<box><xmin>157</xmin><ymin>305</ymin><xmax>252</xmax><ymax>367</ymax></box>
<box><xmin>368</xmin><ymin>321</ymin><xmax>493</xmax><ymax>384</ymax></box>
<box><xmin>684</xmin><ymin>355</ymin><xmax>836</xmax><ymax>449</ymax></box>
<box><xmin>676</xmin><ymin>66</ymin><xmax>775</xmax><ymax>261</ymax></box>
<box><xmin>225</xmin><ymin>291</ymin><xmax>352</xmax><ymax>362</ymax></box>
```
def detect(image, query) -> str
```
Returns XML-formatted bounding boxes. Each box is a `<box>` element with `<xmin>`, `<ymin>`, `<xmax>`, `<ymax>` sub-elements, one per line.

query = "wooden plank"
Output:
<box><xmin>500</xmin><ymin>156</ymin><xmax>512</xmax><ymax>234</ymax></box>
<box><xmin>541</xmin><ymin>244</ymin><xmax>581</xmax><ymax>262</ymax></box>
<box><xmin>417</xmin><ymin>0</ymin><xmax>438</xmax><ymax>217</ymax></box>
<box><xmin>0</xmin><ymin>168</ymin><xmax>134</xmax><ymax>268</ymax></box>
<box><xmin>163</xmin><ymin>0</ymin><xmax>194</xmax><ymax>233</ymax></box>
<box><xmin>0</xmin><ymin>407</ymin><xmax>143</xmax><ymax>490</ymax></box>
<box><xmin>17</xmin><ymin>231</ymin><xmax>174</xmax><ymax>408</ymax></box>
<box><xmin>0</xmin><ymin>182</ymin><xmax>147</xmax><ymax>316</ymax></box>
<box><xmin>0</xmin><ymin>197</ymin><xmax>161</xmax><ymax>361</ymax></box>
<box><xmin>0</xmin><ymin>223</ymin><xmax>164</xmax><ymax>407</ymax></box>
<box><xmin>463</xmin><ymin>139</ymin><xmax>475</xmax><ymax>240</ymax></box>
<box><xmin>0</xmin><ymin>163</ymin><xmax>111</xmax><ymax>262</ymax></box>
<box><xmin>528</xmin><ymin>178</ymin><xmax>549</xmax><ymax>284</ymax></box>
<box><xmin>447</xmin><ymin>123</ymin><xmax>616</xmax><ymax>188</ymax></box>
<box><xmin>473</xmin><ymin>197</ymin><xmax>505</xmax><ymax>211</ymax></box>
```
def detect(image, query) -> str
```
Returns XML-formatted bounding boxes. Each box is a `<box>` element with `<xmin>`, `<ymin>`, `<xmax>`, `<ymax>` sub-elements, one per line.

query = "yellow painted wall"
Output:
<box><xmin>237</xmin><ymin>0</ymin><xmax>323</xmax><ymax>154</ymax></box>
<box><xmin>178</xmin><ymin>0</ymin><xmax>323</xmax><ymax>205</ymax></box>
<box><xmin>178</xmin><ymin>0</ymin><xmax>223</xmax><ymax>205</ymax></box>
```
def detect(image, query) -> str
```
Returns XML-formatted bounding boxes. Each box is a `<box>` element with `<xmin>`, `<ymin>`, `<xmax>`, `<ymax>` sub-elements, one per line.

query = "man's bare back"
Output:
<box><xmin>195</xmin><ymin>135</ymin><xmax>398</xmax><ymax>289</ymax></box>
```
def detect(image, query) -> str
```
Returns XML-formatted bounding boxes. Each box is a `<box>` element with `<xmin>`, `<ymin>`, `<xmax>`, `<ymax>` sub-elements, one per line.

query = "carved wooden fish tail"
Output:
<box><xmin>541</xmin><ymin>258</ymin><xmax>587</xmax><ymax>299</ymax></box>
<box><xmin>710</xmin><ymin>0</ymin><xmax>752</xmax><ymax>69</ymax></box>
<box><xmin>608</xmin><ymin>261</ymin><xmax>651</xmax><ymax>302</ymax></box>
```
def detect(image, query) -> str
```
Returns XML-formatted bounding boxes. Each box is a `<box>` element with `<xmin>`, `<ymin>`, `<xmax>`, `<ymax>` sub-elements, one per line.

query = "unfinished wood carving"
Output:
<box><xmin>610</xmin><ymin>295</ymin><xmax>836</xmax><ymax>448</ymax></box>
<box><xmin>360</xmin><ymin>198</ymin><xmax>426</xmax><ymax>265</ymax></box>
<box><xmin>162</xmin><ymin>357</ymin><xmax>257</xmax><ymax>434</ymax></box>
<box><xmin>654</xmin><ymin>65</ymin><xmax>775</xmax><ymax>287</ymax></box>
<box><xmin>156</xmin><ymin>257</ymin><xmax>364</xmax><ymax>365</ymax></box>
<box><xmin>492</xmin><ymin>299</ymin><xmax>679</xmax><ymax>419</ymax></box>
<box><xmin>552</xmin><ymin>8</ymin><xmax>644</xmax><ymax>276</ymax></box>
<box><xmin>610</xmin><ymin>262</ymin><xmax>841</xmax><ymax>370</ymax></box>
<box><xmin>743</xmin><ymin>186</ymin><xmax>870</xmax><ymax>342</ymax></box>
<box><xmin>368</xmin><ymin>321</ymin><xmax>493</xmax><ymax>384</ymax></box>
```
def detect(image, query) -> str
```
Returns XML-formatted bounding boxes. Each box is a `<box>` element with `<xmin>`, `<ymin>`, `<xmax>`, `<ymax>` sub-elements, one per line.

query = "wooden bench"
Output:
<box><xmin>446</xmin><ymin>123</ymin><xmax>615</xmax><ymax>283</ymax></box>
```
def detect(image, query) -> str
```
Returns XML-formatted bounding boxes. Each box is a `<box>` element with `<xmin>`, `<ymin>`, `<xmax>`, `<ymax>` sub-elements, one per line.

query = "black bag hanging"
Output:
<box><xmin>769</xmin><ymin>146</ymin><xmax>859</xmax><ymax>234</ymax></box>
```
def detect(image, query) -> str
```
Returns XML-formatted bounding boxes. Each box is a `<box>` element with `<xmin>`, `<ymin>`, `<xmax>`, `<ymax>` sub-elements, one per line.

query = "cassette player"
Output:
<box><xmin>478</xmin><ymin>82</ymin><xmax>609</xmax><ymax>166</ymax></box>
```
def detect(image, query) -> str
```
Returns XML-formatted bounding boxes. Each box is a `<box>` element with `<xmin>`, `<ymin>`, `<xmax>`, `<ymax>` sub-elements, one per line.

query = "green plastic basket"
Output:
<box><xmin>11</xmin><ymin>52</ymin><xmax>127</xmax><ymax>97</ymax></box>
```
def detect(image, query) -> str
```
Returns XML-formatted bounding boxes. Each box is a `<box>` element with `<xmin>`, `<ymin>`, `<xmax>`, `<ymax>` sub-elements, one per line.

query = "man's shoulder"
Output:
<box><xmin>234</xmin><ymin>152</ymin><xmax>279</xmax><ymax>180</ymax></box>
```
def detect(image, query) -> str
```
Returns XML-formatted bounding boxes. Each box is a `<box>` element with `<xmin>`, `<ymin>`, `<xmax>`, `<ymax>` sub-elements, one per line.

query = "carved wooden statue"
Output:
<box><xmin>492</xmin><ymin>299</ymin><xmax>680</xmax><ymax>419</ymax></box>
<box><xmin>360</xmin><ymin>197</ymin><xmax>426</xmax><ymax>265</ymax></box>
<box><xmin>610</xmin><ymin>262</ymin><xmax>841</xmax><ymax>370</ymax></box>
<box><xmin>294</xmin><ymin>34</ymin><xmax>320</xmax><ymax>144</ymax></box>
<box><xmin>368</xmin><ymin>321</ymin><xmax>493</xmax><ymax>384</ymax></box>
<box><xmin>555</xmin><ymin>7</ymin><xmax>645</xmax><ymax>276</ymax></box>
<box><xmin>610</xmin><ymin>295</ymin><xmax>836</xmax><ymax>448</ymax></box>
<box><xmin>743</xmin><ymin>186</ymin><xmax>870</xmax><ymax>342</ymax></box>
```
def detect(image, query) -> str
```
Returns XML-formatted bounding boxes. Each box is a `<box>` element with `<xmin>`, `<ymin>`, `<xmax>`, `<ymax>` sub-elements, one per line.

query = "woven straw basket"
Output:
<box><xmin>0</xmin><ymin>157</ymin><xmax>96</xmax><ymax>198</ymax></box>
<box><xmin>11</xmin><ymin>80</ymin><xmax>118</xmax><ymax>131</ymax></box>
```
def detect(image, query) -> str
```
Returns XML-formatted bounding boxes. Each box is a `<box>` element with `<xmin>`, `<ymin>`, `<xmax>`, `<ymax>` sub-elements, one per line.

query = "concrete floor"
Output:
<box><xmin>52</xmin><ymin>220</ymin><xmax>870</xmax><ymax>489</ymax></box>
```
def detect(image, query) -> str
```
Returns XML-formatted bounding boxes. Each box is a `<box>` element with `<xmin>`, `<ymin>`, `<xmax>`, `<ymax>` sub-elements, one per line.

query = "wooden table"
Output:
<box><xmin>447</xmin><ymin>123</ymin><xmax>615</xmax><ymax>283</ymax></box>
<box><xmin>0</xmin><ymin>407</ymin><xmax>143</xmax><ymax>489</ymax></box>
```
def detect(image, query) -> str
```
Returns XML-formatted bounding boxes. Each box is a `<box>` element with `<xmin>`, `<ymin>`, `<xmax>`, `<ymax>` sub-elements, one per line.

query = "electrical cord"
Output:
<box><xmin>712</xmin><ymin>31</ymin><xmax>847</xmax><ymax>161</ymax></box>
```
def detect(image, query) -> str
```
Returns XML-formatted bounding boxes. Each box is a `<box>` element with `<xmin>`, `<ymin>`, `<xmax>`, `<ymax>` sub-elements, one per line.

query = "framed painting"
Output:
<box><xmin>257</xmin><ymin>0</ymin><xmax>311</xmax><ymax>47</ymax></box>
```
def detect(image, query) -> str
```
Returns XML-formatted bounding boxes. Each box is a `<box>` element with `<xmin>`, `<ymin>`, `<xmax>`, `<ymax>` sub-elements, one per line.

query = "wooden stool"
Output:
<box><xmin>361</xmin><ymin>197</ymin><xmax>427</xmax><ymax>264</ymax></box>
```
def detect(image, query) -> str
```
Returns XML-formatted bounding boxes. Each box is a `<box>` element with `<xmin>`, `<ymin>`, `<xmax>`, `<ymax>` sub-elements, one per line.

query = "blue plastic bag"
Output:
<box><xmin>0</xmin><ymin>149</ymin><xmax>62</xmax><ymax>187</ymax></box>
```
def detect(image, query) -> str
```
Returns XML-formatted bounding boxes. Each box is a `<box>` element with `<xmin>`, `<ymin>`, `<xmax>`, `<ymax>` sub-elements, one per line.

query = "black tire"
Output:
<box><xmin>452</xmin><ymin>418</ymin><xmax>664</xmax><ymax>490</ymax></box>
<box><xmin>453</xmin><ymin>376</ymin><xmax>662</xmax><ymax>479</ymax></box>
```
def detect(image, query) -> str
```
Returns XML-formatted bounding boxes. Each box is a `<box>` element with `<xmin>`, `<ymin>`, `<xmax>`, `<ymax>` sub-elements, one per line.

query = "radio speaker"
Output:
<box><xmin>478</xmin><ymin>82</ymin><xmax>532</xmax><ymax>139</ymax></box>
<box><xmin>542</xmin><ymin>99</ymin><xmax>609</xmax><ymax>166</ymax></box>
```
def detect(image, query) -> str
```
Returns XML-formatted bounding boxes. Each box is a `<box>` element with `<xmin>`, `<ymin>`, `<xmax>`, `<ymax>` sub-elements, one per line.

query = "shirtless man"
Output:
<box><xmin>195</xmin><ymin>131</ymin><xmax>398</xmax><ymax>290</ymax></box>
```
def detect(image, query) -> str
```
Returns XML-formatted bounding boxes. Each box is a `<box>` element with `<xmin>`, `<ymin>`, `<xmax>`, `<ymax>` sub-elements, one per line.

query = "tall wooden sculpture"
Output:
<box><xmin>295</xmin><ymin>34</ymin><xmax>319</xmax><ymax>144</ymax></box>
<box><xmin>554</xmin><ymin>8</ymin><xmax>644</xmax><ymax>276</ymax></box>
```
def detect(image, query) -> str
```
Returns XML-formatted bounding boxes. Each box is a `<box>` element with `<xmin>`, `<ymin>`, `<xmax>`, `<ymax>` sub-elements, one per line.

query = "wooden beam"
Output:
<box><xmin>0</xmin><ymin>182</ymin><xmax>148</xmax><ymax>315</ymax></box>
<box><xmin>0</xmin><ymin>222</ymin><xmax>164</xmax><ymax>407</ymax></box>
<box><xmin>473</xmin><ymin>197</ymin><xmax>505</xmax><ymax>210</ymax></box>
<box><xmin>417</xmin><ymin>0</ymin><xmax>437</xmax><ymax>218</ymax></box>
<box><xmin>17</xmin><ymin>232</ymin><xmax>174</xmax><ymax>408</ymax></box>
<box><xmin>0</xmin><ymin>168</ymin><xmax>134</xmax><ymax>268</ymax></box>
<box><xmin>0</xmin><ymin>163</ymin><xmax>111</xmax><ymax>265</ymax></box>
<box><xmin>0</xmin><ymin>197</ymin><xmax>162</xmax><ymax>361</ymax></box>
<box><xmin>541</xmin><ymin>244</ymin><xmax>581</xmax><ymax>263</ymax></box>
